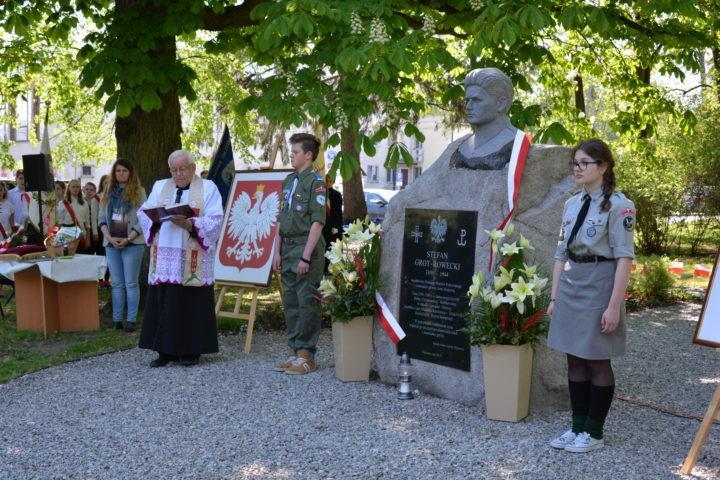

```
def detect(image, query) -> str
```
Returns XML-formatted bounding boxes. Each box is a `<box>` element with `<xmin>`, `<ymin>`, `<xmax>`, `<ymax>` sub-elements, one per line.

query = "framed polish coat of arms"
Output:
<box><xmin>214</xmin><ymin>169</ymin><xmax>294</xmax><ymax>286</ymax></box>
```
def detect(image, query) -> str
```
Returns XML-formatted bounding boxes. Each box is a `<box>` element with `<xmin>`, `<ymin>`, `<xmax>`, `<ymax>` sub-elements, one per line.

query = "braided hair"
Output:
<box><xmin>571</xmin><ymin>138</ymin><xmax>616</xmax><ymax>212</ymax></box>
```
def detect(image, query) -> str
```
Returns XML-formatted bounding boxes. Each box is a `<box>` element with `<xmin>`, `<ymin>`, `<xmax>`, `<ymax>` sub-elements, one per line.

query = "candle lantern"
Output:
<box><xmin>398</xmin><ymin>352</ymin><xmax>414</xmax><ymax>400</ymax></box>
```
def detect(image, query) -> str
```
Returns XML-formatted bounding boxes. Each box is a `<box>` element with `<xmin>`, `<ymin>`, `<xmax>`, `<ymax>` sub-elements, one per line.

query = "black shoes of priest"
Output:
<box><xmin>149</xmin><ymin>354</ymin><xmax>199</xmax><ymax>367</ymax></box>
<box><xmin>124</xmin><ymin>323</ymin><xmax>136</xmax><ymax>333</ymax></box>
<box><xmin>179</xmin><ymin>355</ymin><xmax>199</xmax><ymax>367</ymax></box>
<box><xmin>149</xmin><ymin>356</ymin><xmax>171</xmax><ymax>368</ymax></box>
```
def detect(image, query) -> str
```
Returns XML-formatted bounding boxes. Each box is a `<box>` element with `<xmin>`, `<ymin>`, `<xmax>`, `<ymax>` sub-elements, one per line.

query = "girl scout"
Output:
<box><xmin>547</xmin><ymin>138</ymin><xmax>635</xmax><ymax>453</ymax></box>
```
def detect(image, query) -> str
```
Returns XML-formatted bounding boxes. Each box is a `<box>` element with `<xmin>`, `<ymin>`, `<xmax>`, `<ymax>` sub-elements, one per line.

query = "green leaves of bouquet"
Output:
<box><xmin>319</xmin><ymin>218</ymin><xmax>382</xmax><ymax>323</ymax></box>
<box><xmin>465</xmin><ymin>223</ymin><xmax>550</xmax><ymax>346</ymax></box>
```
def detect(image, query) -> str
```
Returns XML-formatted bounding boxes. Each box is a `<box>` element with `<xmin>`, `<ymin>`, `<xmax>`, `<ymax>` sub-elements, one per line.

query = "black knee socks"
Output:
<box><xmin>569</xmin><ymin>381</ymin><xmax>591</xmax><ymax>434</ymax></box>
<box><xmin>585</xmin><ymin>384</ymin><xmax>615</xmax><ymax>439</ymax></box>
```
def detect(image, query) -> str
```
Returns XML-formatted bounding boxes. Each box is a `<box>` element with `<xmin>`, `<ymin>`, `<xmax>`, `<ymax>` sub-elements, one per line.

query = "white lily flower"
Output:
<box><xmin>500</xmin><ymin>242</ymin><xmax>521</xmax><ymax>256</ymax></box>
<box><xmin>344</xmin><ymin>220</ymin><xmax>363</xmax><ymax>236</ymax></box>
<box><xmin>367</xmin><ymin>222</ymin><xmax>382</xmax><ymax>234</ymax></box>
<box><xmin>519</xmin><ymin>234</ymin><xmax>535</xmax><ymax>250</ymax></box>
<box><xmin>522</xmin><ymin>263</ymin><xmax>537</xmax><ymax>277</ymax></box>
<box><xmin>481</xmin><ymin>286</ymin><xmax>494</xmax><ymax>301</ymax></box>
<box><xmin>531</xmin><ymin>274</ymin><xmax>548</xmax><ymax>295</ymax></box>
<box><xmin>319</xmin><ymin>278</ymin><xmax>337</xmax><ymax>297</ymax></box>
<box><xmin>489</xmin><ymin>291</ymin><xmax>505</xmax><ymax>309</ymax></box>
<box><xmin>485</xmin><ymin>228</ymin><xmax>505</xmax><ymax>242</ymax></box>
<box><xmin>325</xmin><ymin>241</ymin><xmax>345</xmax><ymax>264</ymax></box>
<box><xmin>342</xmin><ymin>270</ymin><xmax>358</xmax><ymax>284</ymax></box>
<box><xmin>468</xmin><ymin>283</ymin><xmax>480</xmax><ymax>298</ymax></box>
<box><xmin>505</xmin><ymin>223</ymin><xmax>515</xmax><ymax>237</ymax></box>
<box><xmin>349</xmin><ymin>230</ymin><xmax>374</xmax><ymax>244</ymax></box>
<box><xmin>494</xmin><ymin>266</ymin><xmax>514</xmax><ymax>292</ymax></box>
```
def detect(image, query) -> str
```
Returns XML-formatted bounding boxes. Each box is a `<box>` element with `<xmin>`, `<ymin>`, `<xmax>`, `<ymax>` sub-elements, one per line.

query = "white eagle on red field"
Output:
<box><xmin>225</xmin><ymin>184</ymin><xmax>280</xmax><ymax>262</ymax></box>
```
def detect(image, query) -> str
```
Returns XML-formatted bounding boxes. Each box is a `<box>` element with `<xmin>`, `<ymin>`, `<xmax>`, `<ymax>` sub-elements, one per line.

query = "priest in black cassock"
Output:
<box><xmin>137</xmin><ymin>150</ymin><xmax>224</xmax><ymax>367</ymax></box>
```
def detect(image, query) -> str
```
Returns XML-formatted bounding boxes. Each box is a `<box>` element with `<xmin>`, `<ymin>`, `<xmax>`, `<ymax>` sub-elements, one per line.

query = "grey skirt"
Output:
<box><xmin>547</xmin><ymin>260</ymin><xmax>626</xmax><ymax>360</ymax></box>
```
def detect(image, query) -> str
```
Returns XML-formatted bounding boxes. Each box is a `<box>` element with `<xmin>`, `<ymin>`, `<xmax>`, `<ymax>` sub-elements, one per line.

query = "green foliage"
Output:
<box><xmin>179</xmin><ymin>37</ymin><xmax>258</xmax><ymax>166</ymax></box>
<box><xmin>626</xmin><ymin>255</ymin><xmax>676</xmax><ymax>309</ymax></box>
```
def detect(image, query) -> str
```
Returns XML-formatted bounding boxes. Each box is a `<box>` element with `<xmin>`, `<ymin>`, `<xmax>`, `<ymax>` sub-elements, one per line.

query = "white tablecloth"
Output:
<box><xmin>0</xmin><ymin>254</ymin><xmax>107</xmax><ymax>283</ymax></box>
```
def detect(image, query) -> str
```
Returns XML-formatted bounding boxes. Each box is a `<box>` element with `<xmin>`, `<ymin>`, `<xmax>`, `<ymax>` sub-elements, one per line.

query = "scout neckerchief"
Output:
<box><xmin>150</xmin><ymin>174</ymin><xmax>204</xmax><ymax>287</ymax></box>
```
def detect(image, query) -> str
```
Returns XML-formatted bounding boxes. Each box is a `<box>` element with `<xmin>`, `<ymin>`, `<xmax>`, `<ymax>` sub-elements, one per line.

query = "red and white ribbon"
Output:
<box><xmin>488</xmin><ymin>130</ymin><xmax>532</xmax><ymax>270</ymax></box>
<box><xmin>375</xmin><ymin>292</ymin><xmax>405</xmax><ymax>344</ymax></box>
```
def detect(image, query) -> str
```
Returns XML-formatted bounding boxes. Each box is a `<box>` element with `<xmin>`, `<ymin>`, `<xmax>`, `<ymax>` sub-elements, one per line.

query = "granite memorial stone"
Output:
<box><xmin>373</xmin><ymin>67</ymin><xmax>575</xmax><ymax>412</ymax></box>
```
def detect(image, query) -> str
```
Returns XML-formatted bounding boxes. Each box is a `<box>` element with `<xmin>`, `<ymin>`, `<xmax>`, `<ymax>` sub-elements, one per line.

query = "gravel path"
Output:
<box><xmin>1</xmin><ymin>302</ymin><xmax>720</xmax><ymax>479</ymax></box>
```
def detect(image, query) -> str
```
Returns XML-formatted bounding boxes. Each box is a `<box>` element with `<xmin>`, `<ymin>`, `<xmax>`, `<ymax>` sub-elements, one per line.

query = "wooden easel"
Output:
<box><xmin>683</xmin><ymin>248</ymin><xmax>720</xmax><ymax>474</ymax></box>
<box><xmin>214</xmin><ymin>272</ymin><xmax>283</xmax><ymax>354</ymax></box>
<box><xmin>215</xmin><ymin>282</ymin><xmax>260</xmax><ymax>354</ymax></box>
<box><xmin>682</xmin><ymin>384</ymin><xmax>720</xmax><ymax>474</ymax></box>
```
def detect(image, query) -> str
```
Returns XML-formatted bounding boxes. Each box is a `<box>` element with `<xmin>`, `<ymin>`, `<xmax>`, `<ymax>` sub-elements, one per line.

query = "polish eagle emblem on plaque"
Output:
<box><xmin>223</xmin><ymin>184</ymin><xmax>280</xmax><ymax>263</ymax></box>
<box><xmin>430</xmin><ymin>216</ymin><xmax>448</xmax><ymax>244</ymax></box>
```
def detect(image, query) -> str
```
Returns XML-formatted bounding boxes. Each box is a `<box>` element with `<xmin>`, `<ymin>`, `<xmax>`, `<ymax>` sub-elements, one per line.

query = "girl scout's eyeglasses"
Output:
<box><xmin>569</xmin><ymin>160</ymin><xmax>600</xmax><ymax>171</ymax></box>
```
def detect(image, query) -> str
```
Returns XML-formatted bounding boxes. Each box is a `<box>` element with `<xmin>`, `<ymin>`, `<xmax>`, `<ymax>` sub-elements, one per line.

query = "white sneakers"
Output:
<box><xmin>550</xmin><ymin>430</ymin><xmax>604</xmax><ymax>452</ymax></box>
<box><xmin>550</xmin><ymin>430</ymin><xmax>576</xmax><ymax>449</ymax></box>
<box><xmin>565</xmin><ymin>432</ymin><xmax>604</xmax><ymax>452</ymax></box>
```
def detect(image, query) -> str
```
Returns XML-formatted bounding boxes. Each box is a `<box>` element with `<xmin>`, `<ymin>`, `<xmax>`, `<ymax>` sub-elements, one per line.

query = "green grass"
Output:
<box><xmin>667</xmin><ymin>254</ymin><xmax>714</xmax><ymax>291</ymax></box>
<box><xmin>0</xmin><ymin>287</ymin><xmax>140</xmax><ymax>383</ymax></box>
<box><xmin>0</xmin><ymin>281</ymin><xmax>287</xmax><ymax>384</ymax></box>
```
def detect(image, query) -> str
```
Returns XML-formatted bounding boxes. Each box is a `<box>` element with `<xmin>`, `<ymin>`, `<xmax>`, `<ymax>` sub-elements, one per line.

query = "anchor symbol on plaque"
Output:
<box><xmin>410</xmin><ymin>225</ymin><xmax>423</xmax><ymax>244</ymax></box>
<box><xmin>457</xmin><ymin>228</ymin><xmax>467</xmax><ymax>246</ymax></box>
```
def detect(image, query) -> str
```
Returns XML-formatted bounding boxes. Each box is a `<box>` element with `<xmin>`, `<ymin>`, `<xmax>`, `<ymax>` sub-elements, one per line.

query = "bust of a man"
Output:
<box><xmin>451</xmin><ymin>68</ymin><xmax>517</xmax><ymax>170</ymax></box>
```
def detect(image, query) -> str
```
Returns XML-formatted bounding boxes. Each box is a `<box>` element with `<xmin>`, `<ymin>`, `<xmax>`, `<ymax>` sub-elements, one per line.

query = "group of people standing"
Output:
<box><xmin>0</xmin><ymin>127</ymin><xmax>634</xmax><ymax>453</ymax></box>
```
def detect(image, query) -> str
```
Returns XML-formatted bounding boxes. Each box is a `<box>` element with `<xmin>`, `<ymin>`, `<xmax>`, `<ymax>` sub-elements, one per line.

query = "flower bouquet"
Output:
<box><xmin>320</xmin><ymin>217</ymin><xmax>382</xmax><ymax>322</ymax></box>
<box><xmin>464</xmin><ymin>223</ymin><xmax>550</xmax><ymax>346</ymax></box>
<box><xmin>321</xmin><ymin>217</ymin><xmax>382</xmax><ymax>381</ymax></box>
<box><xmin>466</xmin><ymin>223</ymin><xmax>550</xmax><ymax>421</ymax></box>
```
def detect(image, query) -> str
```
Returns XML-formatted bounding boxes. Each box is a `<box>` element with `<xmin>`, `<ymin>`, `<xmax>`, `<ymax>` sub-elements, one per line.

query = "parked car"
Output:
<box><xmin>364</xmin><ymin>188</ymin><xmax>400</xmax><ymax>223</ymax></box>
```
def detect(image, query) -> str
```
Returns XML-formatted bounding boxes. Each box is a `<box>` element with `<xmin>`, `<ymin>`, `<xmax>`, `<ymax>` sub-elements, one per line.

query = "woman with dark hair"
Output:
<box><xmin>98</xmin><ymin>159</ymin><xmax>147</xmax><ymax>332</ymax></box>
<box><xmin>547</xmin><ymin>138</ymin><xmax>635</xmax><ymax>453</ymax></box>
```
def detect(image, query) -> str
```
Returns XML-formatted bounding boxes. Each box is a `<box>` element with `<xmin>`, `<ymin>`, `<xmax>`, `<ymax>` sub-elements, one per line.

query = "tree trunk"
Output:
<box><xmin>114</xmin><ymin>0</ymin><xmax>182</xmax><ymax>190</ymax></box>
<box><xmin>340</xmin><ymin>129</ymin><xmax>367</xmax><ymax>223</ymax></box>
<box><xmin>636</xmin><ymin>65</ymin><xmax>652</xmax><ymax>138</ymax></box>
<box><xmin>115</xmin><ymin>90</ymin><xmax>182</xmax><ymax>191</ymax></box>
<box><xmin>712</xmin><ymin>47</ymin><xmax>720</xmax><ymax>103</ymax></box>
<box><xmin>573</xmin><ymin>75</ymin><xmax>585</xmax><ymax>114</ymax></box>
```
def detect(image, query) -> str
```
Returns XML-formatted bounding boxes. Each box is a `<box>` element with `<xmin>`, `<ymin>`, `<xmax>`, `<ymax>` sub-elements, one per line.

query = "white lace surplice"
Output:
<box><xmin>138</xmin><ymin>178</ymin><xmax>223</xmax><ymax>286</ymax></box>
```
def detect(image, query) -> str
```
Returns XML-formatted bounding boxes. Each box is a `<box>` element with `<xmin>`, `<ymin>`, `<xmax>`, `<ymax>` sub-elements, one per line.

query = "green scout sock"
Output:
<box><xmin>586</xmin><ymin>384</ymin><xmax>615</xmax><ymax>440</ymax></box>
<box><xmin>569</xmin><ymin>381</ymin><xmax>591</xmax><ymax>434</ymax></box>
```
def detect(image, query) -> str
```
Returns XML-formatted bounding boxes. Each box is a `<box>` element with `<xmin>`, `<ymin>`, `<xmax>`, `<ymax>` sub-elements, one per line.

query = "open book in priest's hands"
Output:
<box><xmin>142</xmin><ymin>204</ymin><xmax>197</xmax><ymax>223</ymax></box>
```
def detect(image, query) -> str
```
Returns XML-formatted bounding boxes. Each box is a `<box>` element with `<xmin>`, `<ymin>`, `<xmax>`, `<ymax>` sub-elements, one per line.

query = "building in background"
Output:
<box><xmin>352</xmin><ymin>115</ymin><xmax>469</xmax><ymax>191</ymax></box>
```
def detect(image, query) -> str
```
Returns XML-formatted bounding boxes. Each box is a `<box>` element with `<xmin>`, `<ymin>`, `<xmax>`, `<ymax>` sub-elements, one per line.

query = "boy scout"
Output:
<box><xmin>272</xmin><ymin>133</ymin><xmax>326</xmax><ymax>374</ymax></box>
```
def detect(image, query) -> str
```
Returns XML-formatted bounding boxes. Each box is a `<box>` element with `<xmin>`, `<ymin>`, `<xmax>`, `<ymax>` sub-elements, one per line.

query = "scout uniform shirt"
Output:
<box><xmin>554</xmin><ymin>186</ymin><xmax>636</xmax><ymax>261</ymax></box>
<box><xmin>279</xmin><ymin>167</ymin><xmax>327</xmax><ymax>238</ymax></box>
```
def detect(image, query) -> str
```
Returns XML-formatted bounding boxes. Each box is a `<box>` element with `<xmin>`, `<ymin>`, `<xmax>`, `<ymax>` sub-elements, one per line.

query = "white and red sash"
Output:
<box><xmin>62</xmin><ymin>200</ymin><xmax>81</xmax><ymax>227</ymax></box>
<box><xmin>488</xmin><ymin>130</ymin><xmax>532</xmax><ymax>269</ymax></box>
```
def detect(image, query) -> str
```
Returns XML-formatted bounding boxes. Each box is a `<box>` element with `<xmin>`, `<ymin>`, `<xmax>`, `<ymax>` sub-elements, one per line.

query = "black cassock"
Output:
<box><xmin>139</xmin><ymin>284</ymin><xmax>218</xmax><ymax>356</ymax></box>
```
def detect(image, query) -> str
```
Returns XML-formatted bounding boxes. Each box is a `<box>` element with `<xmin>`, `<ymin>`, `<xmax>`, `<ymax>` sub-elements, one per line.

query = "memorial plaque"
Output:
<box><xmin>398</xmin><ymin>208</ymin><xmax>478</xmax><ymax>371</ymax></box>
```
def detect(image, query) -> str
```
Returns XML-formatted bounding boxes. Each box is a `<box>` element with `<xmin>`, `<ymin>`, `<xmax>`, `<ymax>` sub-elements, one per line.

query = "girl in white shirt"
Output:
<box><xmin>0</xmin><ymin>182</ymin><xmax>15</xmax><ymax>241</ymax></box>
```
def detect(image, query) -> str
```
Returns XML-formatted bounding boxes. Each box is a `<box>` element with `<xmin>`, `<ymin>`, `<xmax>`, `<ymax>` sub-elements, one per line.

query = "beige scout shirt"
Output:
<box><xmin>554</xmin><ymin>186</ymin><xmax>636</xmax><ymax>261</ymax></box>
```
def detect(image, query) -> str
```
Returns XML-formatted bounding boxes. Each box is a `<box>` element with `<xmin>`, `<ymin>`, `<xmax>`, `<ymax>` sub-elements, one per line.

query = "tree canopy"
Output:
<box><xmin>1</xmin><ymin>1</ymin><xmax>718</xmax><ymax>221</ymax></box>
